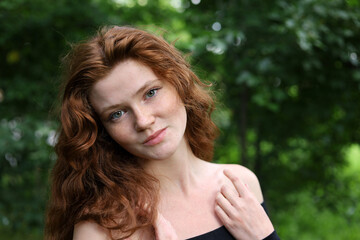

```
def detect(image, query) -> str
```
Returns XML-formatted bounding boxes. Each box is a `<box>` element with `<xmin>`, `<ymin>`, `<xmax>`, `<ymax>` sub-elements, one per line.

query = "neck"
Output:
<box><xmin>140</xmin><ymin>138</ymin><xmax>205</xmax><ymax>197</ymax></box>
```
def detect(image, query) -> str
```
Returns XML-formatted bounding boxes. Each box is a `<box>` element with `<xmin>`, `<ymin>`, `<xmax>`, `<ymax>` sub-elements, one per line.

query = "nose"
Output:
<box><xmin>133</xmin><ymin>105</ymin><xmax>155</xmax><ymax>131</ymax></box>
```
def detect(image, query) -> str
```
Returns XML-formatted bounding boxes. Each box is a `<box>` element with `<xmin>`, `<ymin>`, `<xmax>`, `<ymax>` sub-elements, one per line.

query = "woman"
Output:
<box><xmin>45</xmin><ymin>26</ymin><xmax>280</xmax><ymax>240</ymax></box>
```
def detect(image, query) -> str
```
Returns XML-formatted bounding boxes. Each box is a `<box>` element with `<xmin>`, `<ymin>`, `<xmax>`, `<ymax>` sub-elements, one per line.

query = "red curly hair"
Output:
<box><xmin>45</xmin><ymin>26</ymin><xmax>218</xmax><ymax>240</ymax></box>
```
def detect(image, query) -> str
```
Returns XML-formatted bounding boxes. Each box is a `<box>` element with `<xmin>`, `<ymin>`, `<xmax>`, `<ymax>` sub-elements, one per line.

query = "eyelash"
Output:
<box><xmin>107</xmin><ymin>87</ymin><xmax>161</xmax><ymax>122</ymax></box>
<box><xmin>145</xmin><ymin>87</ymin><xmax>160</xmax><ymax>99</ymax></box>
<box><xmin>109</xmin><ymin>110</ymin><xmax>125</xmax><ymax>121</ymax></box>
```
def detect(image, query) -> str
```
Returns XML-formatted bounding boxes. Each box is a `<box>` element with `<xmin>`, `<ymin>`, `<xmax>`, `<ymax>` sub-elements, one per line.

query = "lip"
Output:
<box><xmin>143</xmin><ymin>128</ymin><xmax>167</xmax><ymax>146</ymax></box>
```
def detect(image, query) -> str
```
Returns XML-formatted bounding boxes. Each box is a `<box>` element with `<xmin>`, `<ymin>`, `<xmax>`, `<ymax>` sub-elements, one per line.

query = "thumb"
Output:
<box><xmin>154</xmin><ymin>212</ymin><xmax>178</xmax><ymax>240</ymax></box>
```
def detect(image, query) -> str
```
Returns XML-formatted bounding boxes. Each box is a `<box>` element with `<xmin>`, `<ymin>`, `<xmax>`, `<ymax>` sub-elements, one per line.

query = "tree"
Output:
<box><xmin>182</xmin><ymin>0</ymin><xmax>360</xmax><ymax>208</ymax></box>
<box><xmin>0</xmin><ymin>0</ymin><xmax>184</xmax><ymax>237</ymax></box>
<box><xmin>1</xmin><ymin>0</ymin><xmax>359</xmax><ymax>238</ymax></box>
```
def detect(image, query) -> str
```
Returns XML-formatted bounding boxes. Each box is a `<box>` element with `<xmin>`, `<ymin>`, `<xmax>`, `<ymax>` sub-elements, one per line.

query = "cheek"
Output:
<box><xmin>165</xmin><ymin>97</ymin><xmax>187</xmax><ymax>128</ymax></box>
<box><xmin>106</xmin><ymin>125</ymin><xmax>133</xmax><ymax>146</ymax></box>
<box><xmin>178</xmin><ymin>105</ymin><xmax>187</xmax><ymax>127</ymax></box>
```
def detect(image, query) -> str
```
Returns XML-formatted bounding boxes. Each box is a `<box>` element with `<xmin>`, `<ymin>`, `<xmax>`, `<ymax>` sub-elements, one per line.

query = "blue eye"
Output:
<box><xmin>145</xmin><ymin>88</ymin><xmax>158</xmax><ymax>99</ymax></box>
<box><xmin>110</xmin><ymin>110</ymin><xmax>124</xmax><ymax>120</ymax></box>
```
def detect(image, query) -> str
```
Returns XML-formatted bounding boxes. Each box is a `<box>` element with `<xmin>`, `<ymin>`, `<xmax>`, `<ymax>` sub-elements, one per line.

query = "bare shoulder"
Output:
<box><xmin>73</xmin><ymin>221</ymin><xmax>111</xmax><ymax>240</ymax></box>
<box><xmin>216</xmin><ymin>163</ymin><xmax>264</xmax><ymax>203</ymax></box>
<box><xmin>73</xmin><ymin>221</ymin><xmax>152</xmax><ymax>240</ymax></box>
<box><xmin>73</xmin><ymin>220</ymin><xmax>153</xmax><ymax>240</ymax></box>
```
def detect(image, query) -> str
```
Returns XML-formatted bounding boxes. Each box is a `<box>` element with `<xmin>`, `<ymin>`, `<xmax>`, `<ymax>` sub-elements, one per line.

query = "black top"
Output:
<box><xmin>186</xmin><ymin>202</ymin><xmax>280</xmax><ymax>240</ymax></box>
<box><xmin>186</xmin><ymin>225</ymin><xmax>235</xmax><ymax>240</ymax></box>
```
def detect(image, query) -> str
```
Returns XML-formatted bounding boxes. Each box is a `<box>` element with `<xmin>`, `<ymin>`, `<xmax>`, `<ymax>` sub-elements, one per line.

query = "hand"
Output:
<box><xmin>215</xmin><ymin>169</ymin><xmax>274</xmax><ymax>240</ymax></box>
<box><xmin>153</xmin><ymin>212</ymin><xmax>179</xmax><ymax>240</ymax></box>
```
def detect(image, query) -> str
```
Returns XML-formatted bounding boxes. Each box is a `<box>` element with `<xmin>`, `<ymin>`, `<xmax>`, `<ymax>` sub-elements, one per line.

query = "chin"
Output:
<box><xmin>139</xmin><ymin>143</ymin><xmax>180</xmax><ymax>161</ymax></box>
<box><xmin>146</xmin><ymin>148</ymin><xmax>178</xmax><ymax>161</ymax></box>
<box><xmin>124</xmin><ymin>134</ymin><xmax>186</xmax><ymax>161</ymax></box>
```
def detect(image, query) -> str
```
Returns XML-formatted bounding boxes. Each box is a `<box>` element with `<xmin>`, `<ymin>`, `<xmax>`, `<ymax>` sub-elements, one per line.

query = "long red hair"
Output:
<box><xmin>45</xmin><ymin>26</ymin><xmax>218</xmax><ymax>240</ymax></box>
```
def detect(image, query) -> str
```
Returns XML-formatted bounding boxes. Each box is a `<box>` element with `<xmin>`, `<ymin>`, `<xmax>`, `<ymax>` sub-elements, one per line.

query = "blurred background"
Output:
<box><xmin>1</xmin><ymin>0</ymin><xmax>360</xmax><ymax>239</ymax></box>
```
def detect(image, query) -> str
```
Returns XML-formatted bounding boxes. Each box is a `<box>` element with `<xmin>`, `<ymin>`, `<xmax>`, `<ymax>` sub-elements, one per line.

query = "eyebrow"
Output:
<box><xmin>99</xmin><ymin>79</ymin><xmax>160</xmax><ymax>118</ymax></box>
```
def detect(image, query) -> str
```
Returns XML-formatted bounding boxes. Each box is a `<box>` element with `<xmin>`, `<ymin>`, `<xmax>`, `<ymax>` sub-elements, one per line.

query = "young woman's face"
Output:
<box><xmin>90</xmin><ymin>59</ymin><xmax>187</xmax><ymax>160</ymax></box>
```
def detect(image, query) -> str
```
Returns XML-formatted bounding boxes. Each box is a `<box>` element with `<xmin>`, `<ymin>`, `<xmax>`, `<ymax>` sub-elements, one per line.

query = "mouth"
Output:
<box><xmin>143</xmin><ymin>128</ymin><xmax>167</xmax><ymax>146</ymax></box>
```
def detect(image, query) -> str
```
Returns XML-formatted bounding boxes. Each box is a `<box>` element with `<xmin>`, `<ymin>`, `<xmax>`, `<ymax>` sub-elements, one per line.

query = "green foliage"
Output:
<box><xmin>0</xmin><ymin>0</ymin><xmax>111</xmax><ymax>236</ymax></box>
<box><xmin>271</xmin><ymin>146</ymin><xmax>360</xmax><ymax>239</ymax></box>
<box><xmin>343</xmin><ymin>144</ymin><xmax>360</xmax><ymax>175</ymax></box>
<box><xmin>1</xmin><ymin>0</ymin><xmax>359</xmax><ymax>239</ymax></box>
<box><xmin>183</xmin><ymin>0</ymin><xmax>360</xmax><ymax>238</ymax></box>
<box><xmin>275</xmin><ymin>189</ymin><xmax>360</xmax><ymax>240</ymax></box>
<box><xmin>0</xmin><ymin>0</ymin><xmax>183</xmax><ymax>237</ymax></box>
<box><xmin>182</xmin><ymin>0</ymin><xmax>360</xmax><ymax>202</ymax></box>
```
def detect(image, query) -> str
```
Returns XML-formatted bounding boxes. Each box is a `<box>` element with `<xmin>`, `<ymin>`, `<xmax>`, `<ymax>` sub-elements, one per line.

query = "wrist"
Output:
<box><xmin>262</xmin><ymin>230</ymin><xmax>280</xmax><ymax>240</ymax></box>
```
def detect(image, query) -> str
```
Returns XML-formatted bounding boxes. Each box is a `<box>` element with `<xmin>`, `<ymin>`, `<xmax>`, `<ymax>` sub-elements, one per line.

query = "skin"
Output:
<box><xmin>89</xmin><ymin>59</ymin><xmax>187</xmax><ymax>162</ymax></box>
<box><xmin>74</xmin><ymin>59</ymin><xmax>274</xmax><ymax>240</ymax></box>
<box><xmin>215</xmin><ymin>169</ymin><xmax>274</xmax><ymax>240</ymax></box>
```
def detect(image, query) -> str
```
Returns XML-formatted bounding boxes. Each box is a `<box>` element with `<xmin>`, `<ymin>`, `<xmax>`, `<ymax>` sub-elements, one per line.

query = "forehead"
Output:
<box><xmin>89</xmin><ymin>60</ymin><xmax>157</xmax><ymax>107</ymax></box>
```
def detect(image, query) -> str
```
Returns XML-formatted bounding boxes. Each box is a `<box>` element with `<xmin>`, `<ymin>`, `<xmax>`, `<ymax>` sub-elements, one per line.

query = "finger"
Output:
<box><xmin>154</xmin><ymin>212</ymin><xmax>171</xmax><ymax>229</ymax></box>
<box><xmin>154</xmin><ymin>212</ymin><xmax>178</xmax><ymax>239</ymax></box>
<box><xmin>220</xmin><ymin>185</ymin><xmax>240</xmax><ymax>208</ymax></box>
<box><xmin>216</xmin><ymin>192</ymin><xmax>236</xmax><ymax>219</ymax></box>
<box><xmin>154</xmin><ymin>211</ymin><xmax>163</xmax><ymax>229</ymax></box>
<box><xmin>223</xmin><ymin>169</ymin><xmax>248</xmax><ymax>197</ymax></box>
<box><xmin>215</xmin><ymin>205</ymin><xmax>230</xmax><ymax>226</ymax></box>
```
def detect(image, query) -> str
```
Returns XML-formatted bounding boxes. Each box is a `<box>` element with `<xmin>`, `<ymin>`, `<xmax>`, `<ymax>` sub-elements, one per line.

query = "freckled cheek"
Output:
<box><xmin>164</xmin><ymin>98</ymin><xmax>187</xmax><ymax>129</ymax></box>
<box><xmin>162</xmin><ymin>95</ymin><xmax>185</xmax><ymax>116</ymax></box>
<box><xmin>106</xmin><ymin>125</ymin><xmax>135</xmax><ymax>146</ymax></box>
